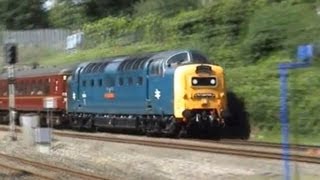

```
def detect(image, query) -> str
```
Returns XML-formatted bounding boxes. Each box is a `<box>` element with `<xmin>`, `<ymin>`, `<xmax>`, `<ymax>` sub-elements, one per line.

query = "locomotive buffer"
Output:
<box><xmin>4</xmin><ymin>43</ymin><xmax>18</xmax><ymax>141</ymax></box>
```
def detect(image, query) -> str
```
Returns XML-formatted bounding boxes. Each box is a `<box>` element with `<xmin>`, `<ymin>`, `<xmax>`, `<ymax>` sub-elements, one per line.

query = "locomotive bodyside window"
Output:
<box><xmin>137</xmin><ymin>76</ymin><xmax>143</xmax><ymax>85</ymax></box>
<box><xmin>128</xmin><ymin>77</ymin><xmax>133</xmax><ymax>85</ymax></box>
<box><xmin>82</xmin><ymin>80</ymin><xmax>86</xmax><ymax>87</ymax></box>
<box><xmin>98</xmin><ymin>79</ymin><xmax>103</xmax><ymax>87</ymax></box>
<box><xmin>91</xmin><ymin>79</ymin><xmax>94</xmax><ymax>87</ymax></box>
<box><xmin>118</xmin><ymin>77</ymin><xmax>124</xmax><ymax>86</ymax></box>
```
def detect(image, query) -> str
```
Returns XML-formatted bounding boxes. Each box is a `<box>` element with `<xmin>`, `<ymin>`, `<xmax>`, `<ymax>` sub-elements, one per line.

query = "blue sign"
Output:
<box><xmin>278</xmin><ymin>56</ymin><xmax>311</xmax><ymax>180</ymax></box>
<box><xmin>297</xmin><ymin>45</ymin><xmax>313</xmax><ymax>62</ymax></box>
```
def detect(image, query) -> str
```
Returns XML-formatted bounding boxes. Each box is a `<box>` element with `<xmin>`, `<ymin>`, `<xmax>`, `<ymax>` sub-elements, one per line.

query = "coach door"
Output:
<box><xmin>146</xmin><ymin>59</ymin><xmax>164</xmax><ymax>114</ymax></box>
<box><xmin>145</xmin><ymin>60</ymin><xmax>153</xmax><ymax>112</ymax></box>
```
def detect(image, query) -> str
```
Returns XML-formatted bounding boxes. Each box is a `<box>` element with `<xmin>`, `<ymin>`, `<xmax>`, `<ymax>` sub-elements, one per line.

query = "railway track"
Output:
<box><xmin>54</xmin><ymin>131</ymin><xmax>320</xmax><ymax>165</ymax></box>
<box><xmin>199</xmin><ymin>139</ymin><xmax>320</xmax><ymax>152</ymax></box>
<box><xmin>0</xmin><ymin>162</ymin><xmax>49</xmax><ymax>179</ymax></box>
<box><xmin>0</xmin><ymin>125</ymin><xmax>319</xmax><ymax>164</ymax></box>
<box><xmin>0</xmin><ymin>153</ymin><xmax>107</xmax><ymax>180</ymax></box>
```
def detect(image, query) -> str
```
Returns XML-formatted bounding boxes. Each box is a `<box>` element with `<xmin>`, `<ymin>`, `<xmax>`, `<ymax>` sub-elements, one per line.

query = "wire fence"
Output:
<box><xmin>1</xmin><ymin>29</ymin><xmax>71</xmax><ymax>50</ymax></box>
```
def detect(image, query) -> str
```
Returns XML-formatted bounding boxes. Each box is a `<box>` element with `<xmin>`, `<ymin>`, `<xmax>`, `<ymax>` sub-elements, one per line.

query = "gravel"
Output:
<box><xmin>0</xmin><ymin>130</ymin><xmax>319</xmax><ymax>180</ymax></box>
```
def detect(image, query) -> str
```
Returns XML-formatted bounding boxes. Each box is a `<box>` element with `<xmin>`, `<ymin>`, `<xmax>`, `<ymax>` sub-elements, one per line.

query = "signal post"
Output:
<box><xmin>4</xmin><ymin>43</ymin><xmax>18</xmax><ymax>141</ymax></box>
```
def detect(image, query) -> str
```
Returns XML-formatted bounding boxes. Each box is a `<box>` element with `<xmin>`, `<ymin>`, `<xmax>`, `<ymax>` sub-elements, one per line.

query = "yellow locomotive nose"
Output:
<box><xmin>174</xmin><ymin>64</ymin><xmax>227</xmax><ymax>122</ymax></box>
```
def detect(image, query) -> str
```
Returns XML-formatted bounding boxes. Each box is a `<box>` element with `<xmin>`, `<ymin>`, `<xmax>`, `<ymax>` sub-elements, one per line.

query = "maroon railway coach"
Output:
<box><xmin>0</xmin><ymin>67</ymin><xmax>72</xmax><ymax>125</ymax></box>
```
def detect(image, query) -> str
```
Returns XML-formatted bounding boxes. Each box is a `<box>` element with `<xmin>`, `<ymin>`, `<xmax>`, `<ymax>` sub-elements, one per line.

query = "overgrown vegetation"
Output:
<box><xmin>2</xmin><ymin>0</ymin><xmax>320</xmax><ymax>143</ymax></box>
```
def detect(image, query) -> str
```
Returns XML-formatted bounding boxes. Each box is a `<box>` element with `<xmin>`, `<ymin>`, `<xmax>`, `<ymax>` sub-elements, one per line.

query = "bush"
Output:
<box><xmin>133</xmin><ymin>0</ymin><xmax>200</xmax><ymax>17</ymax></box>
<box><xmin>242</xmin><ymin>2</ymin><xmax>320</xmax><ymax>62</ymax></box>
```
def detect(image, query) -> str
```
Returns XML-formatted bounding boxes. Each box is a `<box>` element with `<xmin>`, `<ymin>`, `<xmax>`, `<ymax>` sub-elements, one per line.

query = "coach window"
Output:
<box><xmin>30</xmin><ymin>80</ymin><xmax>36</xmax><ymax>95</ymax></box>
<box><xmin>37</xmin><ymin>79</ymin><xmax>44</xmax><ymax>95</ymax></box>
<box><xmin>0</xmin><ymin>83</ymin><xmax>3</xmax><ymax>95</ymax></box>
<box><xmin>20</xmin><ymin>81</ymin><xmax>24</xmax><ymax>95</ymax></box>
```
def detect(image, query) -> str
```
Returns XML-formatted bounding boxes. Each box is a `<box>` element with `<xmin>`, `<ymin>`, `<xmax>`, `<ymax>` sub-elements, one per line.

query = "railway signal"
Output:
<box><xmin>4</xmin><ymin>43</ymin><xmax>18</xmax><ymax>65</ymax></box>
<box><xmin>3</xmin><ymin>43</ymin><xmax>18</xmax><ymax>141</ymax></box>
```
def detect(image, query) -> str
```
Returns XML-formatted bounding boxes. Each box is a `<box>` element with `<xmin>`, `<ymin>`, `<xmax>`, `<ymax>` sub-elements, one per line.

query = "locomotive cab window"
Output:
<box><xmin>167</xmin><ymin>53</ymin><xmax>189</xmax><ymax>67</ymax></box>
<box><xmin>191</xmin><ymin>51</ymin><xmax>209</xmax><ymax>64</ymax></box>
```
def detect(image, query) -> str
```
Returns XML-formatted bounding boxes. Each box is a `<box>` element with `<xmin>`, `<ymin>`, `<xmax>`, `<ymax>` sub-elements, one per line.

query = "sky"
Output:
<box><xmin>43</xmin><ymin>0</ymin><xmax>55</xmax><ymax>10</ymax></box>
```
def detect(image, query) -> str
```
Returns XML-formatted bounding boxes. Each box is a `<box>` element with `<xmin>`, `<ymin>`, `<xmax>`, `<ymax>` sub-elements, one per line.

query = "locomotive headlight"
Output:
<box><xmin>210</xmin><ymin>78</ymin><xmax>216</xmax><ymax>85</ymax></box>
<box><xmin>192</xmin><ymin>79</ymin><xmax>198</xmax><ymax>85</ymax></box>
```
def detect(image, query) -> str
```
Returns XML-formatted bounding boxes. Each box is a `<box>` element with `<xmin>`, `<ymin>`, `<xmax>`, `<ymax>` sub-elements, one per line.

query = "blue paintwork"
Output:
<box><xmin>297</xmin><ymin>45</ymin><xmax>313</xmax><ymax>62</ymax></box>
<box><xmin>278</xmin><ymin>61</ymin><xmax>311</xmax><ymax>180</ymax></box>
<box><xmin>67</xmin><ymin>50</ymin><xmax>210</xmax><ymax>116</ymax></box>
<box><xmin>68</xmin><ymin>63</ymin><xmax>174</xmax><ymax>115</ymax></box>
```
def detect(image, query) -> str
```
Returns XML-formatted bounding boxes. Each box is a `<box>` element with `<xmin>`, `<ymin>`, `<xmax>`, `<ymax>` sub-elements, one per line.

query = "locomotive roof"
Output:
<box><xmin>80</xmin><ymin>49</ymin><xmax>206</xmax><ymax>73</ymax></box>
<box><xmin>0</xmin><ymin>66</ymin><xmax>74</xmax><ymax>79</ymax></box>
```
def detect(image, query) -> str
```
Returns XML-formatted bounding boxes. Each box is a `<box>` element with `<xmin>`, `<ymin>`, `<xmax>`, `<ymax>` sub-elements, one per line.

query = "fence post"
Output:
<box><xmin>278</xmin><ymin>61</ymin><xmax>311</xmax><ymax>180</ymax></box>
<box><xmin>278</xmin><ymin>67</ymin><xmax>290</xmax><ymax>180</ymax></box>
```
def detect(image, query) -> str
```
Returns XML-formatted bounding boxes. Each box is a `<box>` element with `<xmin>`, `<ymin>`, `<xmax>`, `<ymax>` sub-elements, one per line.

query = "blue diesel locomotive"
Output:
<box><xmin>66</xmin><ymin>50</ymin><xmax>249</xmax><ymax>138</ymax></box>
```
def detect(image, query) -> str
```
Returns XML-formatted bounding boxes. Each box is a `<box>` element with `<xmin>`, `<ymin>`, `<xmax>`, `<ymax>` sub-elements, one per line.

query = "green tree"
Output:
<box><xmin>82</xmin><ymin>0</ymin><xmax>138</xmax><ymax>20</ymax></box>
<box><xmin>48</xmin><ymin>0</ymin><xmax>87</xmax><ymax>29</ymax></box>
<box><xmin>0</xmin><ymin>0</ymin><xmax>49</xmax><ymax>30</ymax></box>
<box><xmin>133</xmin><ymin>0</ymin><xmax>201</xmax><ymax>17</ymax></box>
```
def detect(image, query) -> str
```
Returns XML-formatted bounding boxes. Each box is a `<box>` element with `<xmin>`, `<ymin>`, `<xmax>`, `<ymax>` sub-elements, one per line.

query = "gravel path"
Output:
<box><xmin>0</xmin><ymin>131</ymin><xmax>319</xmax><ymax>180</ymax></box>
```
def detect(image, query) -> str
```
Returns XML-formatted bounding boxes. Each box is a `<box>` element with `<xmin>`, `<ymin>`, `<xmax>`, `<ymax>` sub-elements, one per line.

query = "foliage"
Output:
<box><xmin>243</xmin><ymin>2</ymin><xmax>320</xmax><ymax>62</ymax></box>
<box><xmin>133</xmin><ymin>0</ymin><xmax>201</xmax><ymax>17</ymax></box>
<box><xmin>82</xmin><ymin>0</ymin><xmax>250</xmax><ymax>64</ymax></box>
<box><xmin>82</xmin><ymin>16</ymin><xmax>129</xmax><ymax>47</ymax></box>
<box><xmin>4</xmin><ymin>0</ymin><xmax>320</xmax><ymax>140</ymax></box>
<box><xmin>82</xmin><ymin>0</ymin><xmax>138</xmax><ymax>21</ymax></box>
<box><xmin>0</xmin><ymin>0</ymin><xmax>49</xmax><ymax>30</ymax></box>
<box><xmin>48</xmin><ymin>0</ymin><xmax>87</xmax><ymax>29</ymax></box>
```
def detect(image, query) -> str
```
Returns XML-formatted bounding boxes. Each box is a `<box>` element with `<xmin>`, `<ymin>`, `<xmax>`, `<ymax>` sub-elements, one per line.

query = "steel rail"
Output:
<box><xmin>0</xmin><ymin>153</ymin><xmax>108</xmax><ymax>180</ymax></box>
<box><xmin>54</xmin><ymin>132</ymin><xmax>320</xmax><ymax>165</ymax></box>
<box><xmin>198</xmin><ymin>139</ymin><xmax>320</xmax><ymax>151</ymax></box>
<box><xmin>1</xmin><ymin>126</ymin><xmax>319</xmax><ymax>164</ymax></box>
<box><xmin>0</xmin><ymin>163</ymin><xmax>52</xmax><ymax>179</ymax></box>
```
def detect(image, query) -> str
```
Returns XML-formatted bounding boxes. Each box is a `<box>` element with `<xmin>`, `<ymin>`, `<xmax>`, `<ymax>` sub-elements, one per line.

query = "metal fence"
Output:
<box><xmin>1</xmin><ymin>29</ymin><xmax>71</xmax><ymax>50</ymax></box>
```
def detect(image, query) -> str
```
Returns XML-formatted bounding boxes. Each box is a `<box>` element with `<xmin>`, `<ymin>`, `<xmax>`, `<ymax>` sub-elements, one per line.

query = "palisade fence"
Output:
<box><xmin>1</xmin><ymin>29</ymin><xmax>71</xmax><ymax>49</ymax></box>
